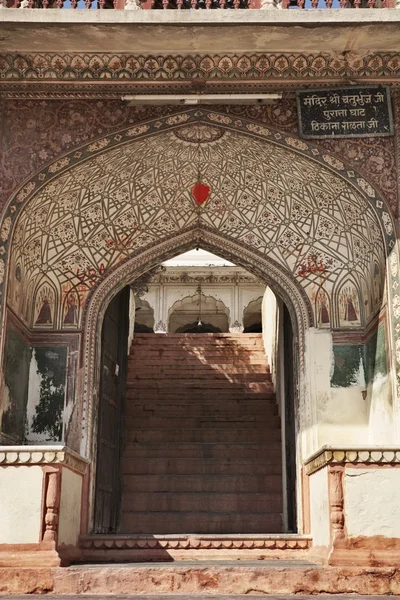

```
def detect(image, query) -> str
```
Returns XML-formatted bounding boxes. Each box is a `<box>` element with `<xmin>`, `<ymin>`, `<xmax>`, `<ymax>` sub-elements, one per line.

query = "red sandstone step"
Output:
<box><xmin>131</xmin><ymin>351</ymin><xmax>266</xmax><ymax>357</ymax></box>
<box><xmin>125</xmin><ymin>395</ymin><xmax>277</xmax><ymax>406</ymax></box>
<box><xmin>127</xmin><ymin>375</ymin><xmax>270</xmax><ymax>383</ymax></box>
<box><xmin>127</xmin><ymin>417</ymin><xmax>280</xmax><ymax>430</ymax></box>
<box><xmin>127</xmin><ymin>381</ymin><xmax>273</xmax><ymax>390</ymax></box>
<box><xmin>122</xmin><ymin>474</ymin><xmax>283</xmax><ymax>493</ymax></box>
<box><xmin>128</xmin><ymin>365</ymin><xmax>270</xmax><ymax>374</ymax></box>
<box><xmin>125</xmin><ymin>403</ymin><xmax>278</xmax><ymax>417</ymax></box>
<box><xmin>120</xmin><ymin>491</ymin><xmax>283</xmax><ymax>513</ymax></box>
<box><xmin>119</xmin><ymin>511</ymin><xmax>283</xmax><ymax>534</ymax></box>
<box><xmin>122</xmin><ymin>457</ymin><xmax>282</xmax><ymax>476</ymax></box>
<box><xmin>125</xmin><ymin>428</ymin><xmax>281</xmax><ymax>443</ymax></box>
<box><xmin>125</xmin><ymin>389</ymin><xmax>276</xmax><ymax>399</ymax></box>
<box><xmin>123</xmin><ymin>442</ymin><xmax>281</xmax><ymax>460</ymax></box>
<box><xmin>125</xmin><ymin>415</ymin><xmax>281</xmax><ymax>430</ymax></box>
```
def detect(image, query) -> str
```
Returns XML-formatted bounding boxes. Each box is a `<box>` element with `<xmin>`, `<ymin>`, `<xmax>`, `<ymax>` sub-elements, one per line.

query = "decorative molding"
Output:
<box><xmin>152</xmin><ymin>269</ymin><xmax>261</xmax><ymax>285</ymax></box>
<box><xmin>79</xmin><ymin>534</ymin><xmax>312</xmax><ymax>551</ymax></box>
<box><xmin>0</xmin><ymin>445</ymin><xmax>89</xmax><ymax>474</ymax></box>
<box><xmin>42</xmin><ymin>468</ymin><xmax>61</xmax><ymax>544</ymax></box>
<box><xmin>0</xmin><ymin>53</ymin><xmax>400</xmax><ymax>92</ymax></box>
<box><xmin>305</xmin><ymin>446</ymin><xmax>400</xmax><ymax>475</ymax></box>
<box><xmin>328</xmin><ymin>465</ymin><xmax>345</xmax><ymax>547</ymax></box>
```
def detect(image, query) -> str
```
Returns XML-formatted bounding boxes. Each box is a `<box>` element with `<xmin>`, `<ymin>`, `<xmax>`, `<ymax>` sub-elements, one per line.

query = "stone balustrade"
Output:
<box><xmin>1</xmin><ymin>0</ymin><xmax>394</xmax><ymax>8</ymax></box>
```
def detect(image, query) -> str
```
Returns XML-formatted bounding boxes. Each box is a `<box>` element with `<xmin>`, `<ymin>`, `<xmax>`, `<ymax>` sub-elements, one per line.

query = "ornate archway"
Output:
<box><xmin>1</xmin><ymin>109</ymin><xmax>399</xmax><ymax>533</ymax></box>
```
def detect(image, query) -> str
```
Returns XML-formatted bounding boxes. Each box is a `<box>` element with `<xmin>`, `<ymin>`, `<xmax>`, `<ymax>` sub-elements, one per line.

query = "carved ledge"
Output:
<box><xmin>79</xmin><ymin>534</ymin><xmax>312</xmax><ymax>551</ymax></box>
<box><xmin>305</xmin><ymin>446</ymin><xmax>400</xmax><ymax>475</ymax></box>
<box><xmin>0</xmin><ymin>445</ymin><xmax>88</xmax><ymax>474</ymax></box>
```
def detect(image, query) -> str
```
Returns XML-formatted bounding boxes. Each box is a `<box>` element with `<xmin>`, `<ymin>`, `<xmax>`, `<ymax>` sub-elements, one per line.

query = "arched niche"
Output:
<box><xmin>168</xmin><ymin>293</ymin><xmax>230</xmax><ymax>333</ymax></box>
<box><xmin>243</xmin><ymin>297</ymin><xmax>263</xmax><ymax>333</ymax></box>
<box><xmin>134</xmin><ymin>297</ymin><xmax>155</xmax><ymax>333</ymax></box>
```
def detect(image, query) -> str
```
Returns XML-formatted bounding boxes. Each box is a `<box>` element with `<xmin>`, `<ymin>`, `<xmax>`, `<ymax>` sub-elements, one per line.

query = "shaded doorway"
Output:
<box><xmin>94</xmin><ymin>287</ymin><xmax>130</xmax><ymax>534</ymax></box>
<box><xmin>94</xmin><ymin>250</ymin><xmax>297</xmax><ymax>535</ymax></box>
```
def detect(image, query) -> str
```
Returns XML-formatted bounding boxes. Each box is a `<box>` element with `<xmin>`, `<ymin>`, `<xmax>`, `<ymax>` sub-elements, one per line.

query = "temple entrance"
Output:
<box><xmin>94</xmin><ymin>250</ymin><xmax>297</xmax><ymax>534</ymax></box>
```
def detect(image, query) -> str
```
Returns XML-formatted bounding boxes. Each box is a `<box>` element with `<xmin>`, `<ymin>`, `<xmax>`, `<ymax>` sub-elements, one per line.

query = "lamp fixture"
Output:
<box><xmin>121</xmin><ymin>93</ymin><xmax>282</xmax><ymax>106</ymax></box>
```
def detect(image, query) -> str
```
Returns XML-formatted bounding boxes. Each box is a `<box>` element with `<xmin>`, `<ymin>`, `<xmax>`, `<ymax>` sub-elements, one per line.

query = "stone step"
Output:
<box><xmin>128</xmin><ymin>374</ymin><xmax>270</xmax><ymax>382</ymax></box>
<box><xmin>126</xmin><ymin>387</ymin><xmax>276</xmax><ymax>400</ymax></box>
<box><xmin>125</xmin><ymin>427</ymin><xmax>282</xmax><ymax>443</ymax></box>
<box><xmin>126</xmin><ymin>381</ymin><xmax>272</xmax><ymax>391</ymax></box>
<box><xmin>129</xmin><ymin>356</ymin><xmax>269</xmax><ymax>364</ymax></box>
<box><xmin>128</xmin><ymin>365</ymin><xmax>270</xmax><ymax>374</ymax></box>
<box><xmin>119</xmin><ymin>511</ymin><xmax>283</xmax><ymax>534</ymax></box>
<box><xmin>126</xmin><ymin>415</ymin><xmax>281</xmax><ymax>428</ymax></box>
<box><xmin>123</xmin><ymin>442</ymin><xmax>281</xmax><ymax>459</ymax></box>
<box><xmin>122</xmin><ymin>474</ymin><xmax>283</xmax><ymax>493</ymax></box>
<box><xmin>8</xmin><ymin>560</ymin><xmax>386</xmax><ymax>595</ymax></box>
<box><xmin>125</xmin><ymin>415</ymin><xmax>281</xmax><ymax>430</ymax></box>
<box><xmin>120</xmin><ymin>492</ymin><xmax>283</xmax><ymax>513</ymax></box>
<box><xmin>131</xmin><ymin>352</ymin><xmax>268</xmax><ymax>360</ymax></box>
<box><xmin>125</xmin><ymin>403</ymin><xmax>279</xmax><ymax>418</ymax></box>
<box><xmin>122</xmin><ymin>457</ymin><xmax>282</xmax><ymax>475</ymax></box>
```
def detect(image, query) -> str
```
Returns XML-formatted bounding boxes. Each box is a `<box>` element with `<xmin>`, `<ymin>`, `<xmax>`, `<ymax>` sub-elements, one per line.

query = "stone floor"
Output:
<box><xmin>0</xmin><ymin>594</ymin><xmax>400</xmax><ymax>600</ymax></box>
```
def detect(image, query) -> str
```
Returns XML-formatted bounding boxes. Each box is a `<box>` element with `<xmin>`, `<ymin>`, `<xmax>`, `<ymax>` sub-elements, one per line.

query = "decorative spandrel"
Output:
<box><xmin>297</xmin><ymin>87</ymin><xmax>394</xmax><ymax>139</ymax></box>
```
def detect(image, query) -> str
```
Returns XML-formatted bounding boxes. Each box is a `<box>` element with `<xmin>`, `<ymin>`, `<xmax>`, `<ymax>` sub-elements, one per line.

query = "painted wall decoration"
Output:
<box><xmin>337</xmin><ymin>281</ymin><xmax>361</xmax><ymax>328</ymax></box>
<box><xmin>0</xmin><ymin>93</ymin><xmax>397</xmax><ymax>221</ymax></box>
<box><xmin>33</xmin><ymin>283</ymin><xmax>56</xmax><ymax>328</ymax></box>
<box><xmin>4</xmin><ymin>113</ymin><xmax>388</xmax><ymax>335</ymax></box>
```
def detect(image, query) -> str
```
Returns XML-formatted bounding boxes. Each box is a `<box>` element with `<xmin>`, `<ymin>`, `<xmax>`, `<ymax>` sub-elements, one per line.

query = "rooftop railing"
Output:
<box><xmin>1</xmin><ymin>0</ymin><xmax>394</xmax><ymax>7</ymax></box>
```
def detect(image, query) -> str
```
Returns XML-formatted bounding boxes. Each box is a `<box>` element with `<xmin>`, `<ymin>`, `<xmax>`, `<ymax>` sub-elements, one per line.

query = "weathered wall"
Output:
<box><xmin>26</xmin><ymin>347</ymin><xmax>68</xmax><ymax>443</ymax></box>
<box><xmin>0</xmin><ymin>465</ymin><xmax>43</xmax><ymax>543</ymax></box>
<box><xmin>58</xmin><ymin>467</ymin><xmax>83</xmax><ymax>547</ymax></box>
<box><xmin>309</xmin><ymin>466</ymin><xmax>330</xmax><ymax>547</ymax></box>
<box><xmin>345</xmin><ymin>467</ymin><xmax>400</xmax><ymax>539</ymax></box>
<box><xmin>1</xmin><ymin>326</ymin><xmax>31</xmax><ymax>443</ymax></box>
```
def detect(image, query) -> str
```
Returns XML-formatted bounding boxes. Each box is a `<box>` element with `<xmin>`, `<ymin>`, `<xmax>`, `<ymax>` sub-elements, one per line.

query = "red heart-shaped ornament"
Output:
<box><xmin>192</xmin><ymin>182</ymin><xmax>210</xmax><ymax>206</ymax></box>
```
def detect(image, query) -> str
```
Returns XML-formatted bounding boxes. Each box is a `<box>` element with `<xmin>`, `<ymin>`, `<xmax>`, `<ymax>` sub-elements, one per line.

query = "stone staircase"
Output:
<box><xmin>119</xmin><ymin>333</ymin><xmax>283</xmax><ymax>535</ymax></box>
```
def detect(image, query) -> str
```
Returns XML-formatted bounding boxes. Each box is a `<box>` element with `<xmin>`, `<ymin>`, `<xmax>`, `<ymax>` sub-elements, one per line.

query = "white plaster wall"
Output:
<box><xmin>304</xmin><ymin>329</ymin><xmax>372</xmax><ymax>451</ymax></box>
<box><xmin>0</xmin><ymin>465</ymin><xmax>43</xmax><ymax>543</ymax></box>
<box><xmin>309</xmin><ymin>466</ymin><xmax>330</xmax><ymax>547</ymax></box>
<box><xmin>261</xmin><ymin>287</ymin><xmax>278</xmax><ymax>381</ymax></box>
<box><xmin>319</xmin><ymin>387</ymin><xmax>369</xmax><ymax>446</ymax></box>
<box><xmin>58</xmin><ymin>467</ymin><xmax>83</xmax><ymax>547</ymax></box>
<box><xmin>368</xmin><ymin>373</ymin><xmax>394</xmax><ymax>444</ymax></box>
<box><xmin>25</xmin><ymin>351</ymin><xmax>46</xmax><ymax>443</ymax></box>
<box><xmin>303</xmin><ymin>328</ymin><xmax>332</xmax><ymax>456</ymax></box>
<box><xmin>345</xmin><ymin>467</ymin><xmax>400</xmax><ymax>539</ymax></box>
<box><xmin>127</xmin><ymin>289</ymin><xmax>136</xmax><ymax>351</ymax></box>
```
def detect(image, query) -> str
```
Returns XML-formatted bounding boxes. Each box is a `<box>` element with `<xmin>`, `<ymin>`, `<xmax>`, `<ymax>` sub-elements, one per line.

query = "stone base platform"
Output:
<box><xmin>1</xmin><ymin>562</ymin><xmax>400</xmax><ymax>596</ymax></box>
<box><xmin>78</xmin><ymin>534</ymin><xmax>312</xmax><ymax>563</ymax></box>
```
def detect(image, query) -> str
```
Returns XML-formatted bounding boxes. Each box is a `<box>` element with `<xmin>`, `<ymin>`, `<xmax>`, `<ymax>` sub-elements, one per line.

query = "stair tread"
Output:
<box><xmin>121</xmin><ymin>333</ymin><xmax>282</xmax><ymax>535</ymax></box>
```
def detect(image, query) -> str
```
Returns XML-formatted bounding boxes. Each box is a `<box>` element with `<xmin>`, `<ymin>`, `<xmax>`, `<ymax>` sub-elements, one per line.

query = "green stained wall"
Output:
<box><xmin>1</xmin><ymin>326</ymin><xmax>31</xmax><ymax>442</ymax></box>
<box><xmin>331</xmin><ymin>324</ymin><xmax>387</xmax><ymax>389</ymax></box>
<box><xmin>28</xmin><ymin>347</ymin><xmax>68</xmax><ymax>442</ymax></box>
